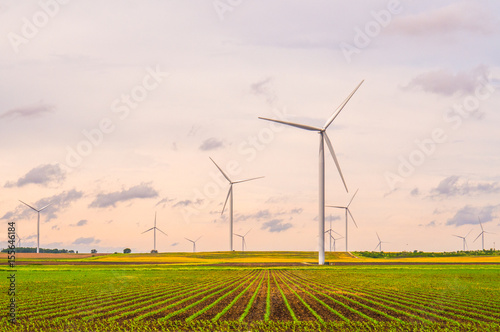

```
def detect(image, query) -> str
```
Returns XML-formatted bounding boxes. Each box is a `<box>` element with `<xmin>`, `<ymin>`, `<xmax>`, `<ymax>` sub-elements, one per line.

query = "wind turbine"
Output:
<box><xmin>474</xmin><ymin>217</ymin><xmax>494</xmax><ymax>250</ymax></box>
<box><xmin>142</xmin><ymin>212</ymin><xmax>167</xmax><ymax>253</ymax></box>
<box><xmin>234</xmin><ymin>229</ymin><xmax>251</xmax><ymax>252</ymax></box>
<box><xmin>327</xmin><ymin>188</ymin><xmax>359</xmax><ymax>252</ymax></box>
<box><xmin>259</xmin><ymin>81</ymin><xmax>364</xmax><ymax>265</ymax></box>
<box><xmin>210</xmin><ymin>158</ymin><xmax>263</xmax><ymax>252</ymax></box>
<box><xmin>374</xmin><ymin>232</ymin><xmax>388</xmax><ymax>252</ymax></box>
<box><xmin>325</xmin><ymin>229</ymin><xmax>343</xmax><ymax>252</ymax></box>
<box><xmin>19</xmin><ymin>200</ymin><xmax>51</xmax><ymax>254</ymax></box>
<box><xmin>185</xmin><ymin>236</ymin><xmax>202</xmax><ymax>253</ymax></box>
<box><xmin>452</xmin><ymin>229</ymin><xmax>472</xmax><ymax>251</ymax></box>
<box><xmin>16</xmin><ymin>232</ymin><xmax>21</xmax><ymax>248</ymax></box>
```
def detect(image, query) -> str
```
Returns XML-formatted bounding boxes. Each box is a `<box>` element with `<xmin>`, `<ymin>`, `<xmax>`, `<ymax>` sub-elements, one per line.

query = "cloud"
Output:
<box><xmin>389</xmin><ymin>2</ymin><xmax>497</xmax><ymax>36</ymax></box>
<box><xmin>73</xmin><ymin>237</ymin><xmax>100</xmax><ymax>245</ymax></box>
<box><xmin>156</xmin><ymin>197</ymin><xmax>175</xmax><ymax>207</ymax></box>
<box><xmin>261</xmin><ymin>219</ymin><xmax>292</xmax><ymax>232</ymax></box>
<box><xmin>290</xmin><ymin>208</ymin><xmax>303</xmax><ymax>214</ymax></box>
<box><xmin>410</xmin><ymin>188</ymin><xmax>419</xmax><ymax>196</ymax></box>
<box><xmin>0</xmin><ymin>103</ymin><xmax>54</xmax><ymax>120</ymax></box>
<box><xmin>250</xmin><ymin>77</ymin><xmax>276</xmax><ymax>105</ymax></box>
<box><xmin>89</xmin><ymin>183</ymin><xmax>158</xmax><ymax>208</ymax></box>
<box><xmin>171</xmin><ymin>242</ymin><xmax>179</xmax><ymax>247</ymax></box>
<box><xmin>403</xmin><ymin>65</ymin><xmax>490</xmax><ymax>96</ymax></box>
<box><xmin>431</xmin><ymin>176</ymin><xmax>500</xmax><ymax>197</ymax></box>
<box><xmin>446</xmin><ymin>205</ymin><xmax>497</xmax><ymax>226</ymax></box>
<box><xmin>75</xmin><ymin>219</ymin><xmax>88</xmax><ymax>227</ymax></box>
<box><xmin>199</xmin><ymin>137</ymin><xmax>224</xmax><ymax>151</ymax></box>
<box><xmin>173</xmin><ymin>199</ymin><xmax>203</xmax><ymax>208</ymax></box>
<box><xmin>5</xmin><ymin>164</ymin><xmax>65</xmax><ymax>188</ymax></box>
<box><xmin>419</xmin><ymin>220</ymin><xmax>437</xmax><ymax>227</ymax></box>
<box><xmin>324</xmin><ymin>215</ymin><xmax>341</xmax><ymax>222</ymax></box>
<box><xmin>2</xmin><ymin>189</ymin><xmax>83</xmax><ymax>222</ymax></box>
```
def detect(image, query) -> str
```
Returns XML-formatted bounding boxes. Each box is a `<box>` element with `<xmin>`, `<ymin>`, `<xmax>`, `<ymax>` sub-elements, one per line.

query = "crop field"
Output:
<box><xmin>1</xmin><ymin>265</ymin><xmax>499</xmax><ymax>331</ymax></box>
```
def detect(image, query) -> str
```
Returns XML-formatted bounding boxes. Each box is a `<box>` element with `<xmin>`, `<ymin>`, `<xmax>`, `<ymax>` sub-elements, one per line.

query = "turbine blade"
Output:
<box><xmin>142</xmin><ymin>228</ymin><xmax>154</xmax><ymax>234</ymax></box>
<box><xmin>38</xmin><ymin>203</ymin><xmax>52</xmax><ymax>211</ymax></box>
<box><xmin>210</xmin><ymin>157</ymin><xmax>232</xmax><ymax>183</ymax></box>
<box><xmin>452</xmin><ymin>235</ymin><xmax>462</xmax><ymax>238</ymax></box>
<box><xmin>323</xmin><ymin>80</ymin><xmax>364</xmax><ymax>130</ymax></box>
<box><xmin>156</xmin><ymin>228</ymin><xmax>167</xmax><ymax>236</ymax></box>
<box><xmin>374</xmin><ymin>243</ymin><xmax>380</xmax><ymax>251</ymax></box>
<box><xmin>326</xmin><ymin>205</ymin><xmax>345</xmax><ymax>209</ymax></box>
<box><xmin>258</xmin><ymin>117</ymin><xmax>322</xmax><ymax>131</ymax></box>
<box><xmin>221</xmin><ymin>185</ymin><xmax>232</xmax><ymax>215</ymax></box>
<box><xmin>473</xmin><ymin>233</ymin><xmax>482</xmax><ymax>242</ymax></box>
<box><xmin>19</xmin><ymin>200</ymin><xmax>37</xmax><ymax>211</ymax></box>
<box><xmin>465</xmin><ymin>229</ymin><xmax>472</xmax><ymax>238</ymax></box>
<box><xmin>479</xmin><ymin>218</ymin><xmax>483</xmax><ymax>231</ymax></box>
<box><xmin>376</xmin><ymin>232</ymin><xmax>381</xmax><ymax>242</ymax></box>
<box><xmin>323</xmin><ymin>132</ymin><xmax>348</xmax><ymax>192</ymax></box>
<box><xmin>195</xmin><ymin>236</ymin><xmax>202</xmax><ymax>242</ymax></box>
<box><xmin>333</xmin><ymin>230</ymin><xmax>342</xmax><ymax>236</ymax></box>
<box><xmin>234</xmin><ymin>233</ymin><xmax>242</xmax><ymax>238</ymax></box>
<box><xmin>233</xmin><ymin>176</ymin><xmax>264</xmax><ymax>184</ymax></box>
<box><xmin>347</xmin><ymin>189</ymin><xmax>359</xmax><ymax>208</ymax></box>
<box><xmin>244</xmin><ymin>229</ymin><xmax>251</xmax><ymax>237</ymax></box>
<box><xmin>348</xmin><ymin>209</ymin><xmax>358</xmax><ymax>228</ymax></box>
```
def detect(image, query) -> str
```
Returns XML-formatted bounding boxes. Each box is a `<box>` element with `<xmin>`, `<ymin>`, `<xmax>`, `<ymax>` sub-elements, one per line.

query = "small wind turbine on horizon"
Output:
<box><xmin>325</xmin><ymin>217</ymin><xmax>342</xmax><ymax>252</ymax></box>
<box><xmin>210</xmin><ymin>157</ymin><xmax>263</xmax><ymax>252</ymax></box>
<box><xmin>259</xmin><ymin>81</ymin><xmax>364</xmax><ymax>265</ymax></box>
<box><xmin>327</xmin><ymin>189</ymin><xmax>359</xmax><ymax>252</ymax></box>
<box><xmin>474</xmin><ymin>217</ymin><xmax>494</xmax><ymax>250</ymax></box>
<box><xmin>16</xmin><ymin>232</ymin><xmax>21</xmax><ymax>248</ymax></box>
<box><xmin>374</xmin><ymin>232</ymin><xmax>388</xmax><ymax>252</ymax></box>
<box><xmin>185</xmin><ymin>236</ymin><xmax>202</xmax><ymax>253</ymax></box>
<box><xmin>234</xmin><ymin>229</ymin><xmax>251</xmax><ymax>252</ymax></box>
<box><xmin>452</xmin><ymin>229</ymin><xmax>472</xmax><ymax>251</ymax></box>
<box><xmin>142</xmin><ymin>212</ymin><xmax>167</xmax><ymax>253</ymax></box>
<box><xmin>19</xmin><ymin>200</ymin><xmax>51</xmax><ymax>254</ymax></box>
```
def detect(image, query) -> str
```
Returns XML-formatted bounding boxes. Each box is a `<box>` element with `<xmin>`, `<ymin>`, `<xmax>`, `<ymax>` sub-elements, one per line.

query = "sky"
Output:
<box><xmin>0</xmin><ymin>0</ymin><xmax>499</xmax><ymax>254</ymax></box>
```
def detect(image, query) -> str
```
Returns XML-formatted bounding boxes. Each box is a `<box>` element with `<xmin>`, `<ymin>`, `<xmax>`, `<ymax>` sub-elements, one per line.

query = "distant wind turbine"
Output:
<box><xmin>185</xmin><ymin>236</ymin><xmax>202</xmax><ymax>253</ymax></box>
<box><xmin>16</xmin><ymin>232</ymin><xmax>21</xmax><ymax>248</ymax></box>
<box><xmin>327</xmin><ymin>189</ymin><xmax>359</xmax><ymax>252</ymax></box>
<box><xmin>325</xmin><ymin>217</ymin><xmax>342</xmax><ymax>252</ymax></box>
<box><xmin>142</xmin><ymin>212</ymin><xmax>167</xmax><ymax>253</ymax></box>
<box><xmin>210</xmin><ymin>158</ymin><xmax>263</xmax><ymax>252</ymax></box>
<box><xmin>452</xmin><ymin>229</ymin><xmax>472</xmax><ymax>251</ymax></box>
<box><xmin>19</xmin><ymin>200</ymin><xmax>51</xmax><ymax>254</ymax></box>
<box><xmin>259</xmin><ymin>81</ymin><xmax>364</xmax><ymax>265</ymax></box>
<box><xmin>374</xmin><ymin>232</ymin><xmax>388</xmax><ymax>252</ymax></box>
<box><xmin>234</xmin><ymin>229</ymin><xmax>251</xmax><ymax>252</ymax></box>
<box><xmin>474</xmin><ymin>217</ymin><xmax>494</xmax><ymax>250</ymax></box>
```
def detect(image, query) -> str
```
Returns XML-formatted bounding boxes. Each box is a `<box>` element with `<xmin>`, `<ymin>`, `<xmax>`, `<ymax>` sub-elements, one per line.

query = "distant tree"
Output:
<box><xmin>68</xmin><ymin>250</ymin><xmax>75</xmax><ymax>253</ymax></box>
<box><xmin>91</xmin><ymin>249</ymin><xmax>97</xmax><ymax>254</ymax></box>
<box><xmin>123</xmin><ymin>248</ymin><xmax>131</xmax><ymax>254</ymax></box>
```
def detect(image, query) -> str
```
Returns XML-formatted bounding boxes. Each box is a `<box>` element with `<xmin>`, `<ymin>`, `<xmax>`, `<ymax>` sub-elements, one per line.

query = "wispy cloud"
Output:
<box><xmin>173</xmin><ymin>199</ymin><xmax>203</xmax><ymax>208</ymax></box>
<box><xmin>446</xmin><ymin>205</ymin><xmax>497</xmax><ymax>226</ymax></box>
<box><xmin>89</xmin><ymin>183</ymin><xmax>158</xmax><ymax>208</ymax></box>
<box><xmin>2</xmin><ymin>189</ymin><xmax>83</xmax><ymax>222</ymax></box>
<box><xmin>261</xmin><ymin>219</ymin><xmax>292</xmax><ymax>232</ymax></box>
<box><xmin>73</xmin><ymin>237</ymin><xmax>100</xmax><ymax>245</ymax></box>
<box><xmin>156</xmin><ymin>197</ymin><xmax>175</xmax><ymax>207</ymax></box>
<box><xmin>431</xmin><ymin>176</ymin><xmax>500</xmax><ymax>197</ymax></box>
<box><xmin>250</xmin><ymin>77</ymin><xmax>276</xmax><ymax>106</ymax></box>
<box><xmin>389</xmin><ymin>2</ymin><xmax>497</xmax><ymax>36</ymax></box>
<box><xmin>0</xmin><ymin>103</ymin><xmax>54</xmax><ymax>120</ymax></box>
<box><xmin>403</xmin><ymin>65</ymin><xmax>490</xmax><ymax>96</ymax></box>
<box><xmin>5</xmin><ymin>164</ymin><xmax>66</xmax><ymax>188</ymax></box>
<box><xmin>236</xmin><ymin>209</ymin><xmax>301</xmax><ymax>222</ymax></box>
<box><xmin>71</xmin><ymin>219</ymin><xmax>88</xmax><ymax>227</ymax></box>
<box><xmin>199</xmin><ymin>137</ymin><xmax>225</xmax><ymax>151</ymax></box>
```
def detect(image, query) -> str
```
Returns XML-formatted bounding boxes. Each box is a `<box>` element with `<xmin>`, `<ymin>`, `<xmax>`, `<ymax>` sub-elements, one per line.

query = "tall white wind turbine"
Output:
<box><xmin>259</xmin><ymin>81</ymin><xmax>364</xmax><ymax>265</ymax></box>
<box><xmin>185</xmin><ymin>236</ymin><xmax>202</xmax><ymax>253</ymax></box>
<box><xmin>327</xmin><ymin>189</ymin><xmax>359</xmax><ymax>252</ymax></box>
<box><xmin>452</xmin><ymin>229</ymin><xmax>472</xmax><ymax>251</ymax></box>
<box><xmin>19</xmin><ymin>200</ymin><xmax>51</xmax><ymax>254</ymax></box>
<box><xmin>210</xmin><ymin>158</ymin><xmax>263</xmax><ymax>252</ymax></box>
<box><xmin>142</xmin><ymin>212</ymin><xmax>167</xmax><ymax>253</ymax></box>
<box><xmin>234</xmin><ymin>229</ymin><xmax>251</xmax><ymax>252</ymax></box>
<box><xmin>474</xmin><ymin>218</ymin><xmax>494</xmax><ymax>250</ymax></box>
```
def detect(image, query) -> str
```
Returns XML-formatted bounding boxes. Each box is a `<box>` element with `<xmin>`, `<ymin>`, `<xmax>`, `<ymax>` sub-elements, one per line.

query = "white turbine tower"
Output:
<box><xmin>210</xmin><ymin>158</ymin><xmax>263</xmax><ymax>252</ymax></box>
<box><xmin>185</xmin><ymin>236</ymin><xmax>202</xmax><ymax>253</ymax></box>
<box><xmin>19</xmin><ymin>200</ymin><xmax>51</xmax><ymax>254</ymax></box>
<box><xmin>327</xmin><ymin>189</ymin><xmax>359</xmax><ymax>252</ymax></box>
<box><xmin>452</xmin><ymin>229</ymin><xmax>472</xmax><ymax>251</ymax></box>
<box><xmin>142</xmin><ymin>212</ymin><xmax>167</xmax><ymax>253</ymax></box>
<box><xmin>259</xmin><ymin>81</ymin><xmax>364</xmax><ymax>265</ymax></box>
<box><xmin>474</xmin><ymin>218</ymin><xmax>494</xmax><ymax>250</ymax></box>
<box><xmin>374</xmin><ymin>232</ymin><xmax>388</xmax><ymax>252</ymax></box>
<box><xmin>234</xmin><ymin>229</ymin><xmax>251</xmax><ymax>252</ymax></box>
